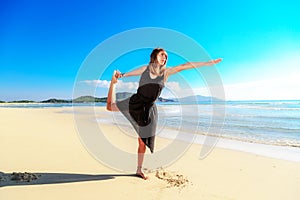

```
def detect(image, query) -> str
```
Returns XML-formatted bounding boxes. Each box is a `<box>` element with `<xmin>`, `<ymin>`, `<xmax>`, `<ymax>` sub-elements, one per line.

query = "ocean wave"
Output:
<box><xmin>203</xmin><ymin>132</ymin><xmax>300</xmax><ymax>148</ymax></box>
<box><xmin>226</xmin><ymin>104</ymin><xmax>300</xmax><ymax>111</ymax></box>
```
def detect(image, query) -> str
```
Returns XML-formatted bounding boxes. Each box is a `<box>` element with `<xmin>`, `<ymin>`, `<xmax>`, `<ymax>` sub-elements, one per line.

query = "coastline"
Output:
<box><xmin>1</xmin><ymin>107</ymin><xmax>300</xmax><ymax>200</ymax></box>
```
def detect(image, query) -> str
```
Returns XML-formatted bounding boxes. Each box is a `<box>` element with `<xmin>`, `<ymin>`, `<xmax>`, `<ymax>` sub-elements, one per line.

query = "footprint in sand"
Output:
<box><xmin>155</xmin><ymin>170</ymin><xmax>189</xmax><ymax>188</ymax></box>
<box><xmin>10</xmin><ymin>172</ymin><xmax>40</xmax><ymax>182</ymax></box>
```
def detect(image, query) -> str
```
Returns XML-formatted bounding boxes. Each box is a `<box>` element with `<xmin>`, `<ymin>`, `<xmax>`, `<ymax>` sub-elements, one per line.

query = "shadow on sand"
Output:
<box><xmin>0</xmin><ymin>171</ymin><xmax>138</xmax><ymax>187</ymax></box>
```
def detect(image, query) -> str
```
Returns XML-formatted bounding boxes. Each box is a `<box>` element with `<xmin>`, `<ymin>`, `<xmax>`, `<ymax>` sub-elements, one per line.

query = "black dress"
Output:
<box><xmin>116</xmin><ymin>66</ymin><xmax>164</xmax><ymax>153</ymax></box>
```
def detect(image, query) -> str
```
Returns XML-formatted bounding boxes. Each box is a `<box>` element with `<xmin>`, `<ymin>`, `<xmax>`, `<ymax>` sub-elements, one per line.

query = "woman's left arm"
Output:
<box><xmin>165</xmin><ymin>58</ymin><xmax>222</xmax><ymax>78</ymax></box>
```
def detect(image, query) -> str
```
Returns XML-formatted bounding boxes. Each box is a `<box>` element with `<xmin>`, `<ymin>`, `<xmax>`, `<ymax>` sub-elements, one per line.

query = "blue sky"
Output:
<box><xmin>1</xmin><ymin>0</ymin><xmax>300</xmax><ymax>101</ymax></box>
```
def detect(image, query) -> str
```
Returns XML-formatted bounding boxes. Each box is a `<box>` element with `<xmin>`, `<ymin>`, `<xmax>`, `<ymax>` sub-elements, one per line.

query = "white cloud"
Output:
<box><xmin>81</xmin><ymin>80</ymin><xmax>138</xmax><ymax>90</ymax></box>
<box><xmin>223</xmin><ymin>75</ymin><xmax>300</xmax><ymax>100</ymax></box>
<box><xmin>81</xmin><ymin>80</ymin><xmax>111</xmax><ymax>88</ymax></box>
<box><xmin>116</xmin><ymin>80</ymin><xmax>139</xmax><ymax>91</ymax></box>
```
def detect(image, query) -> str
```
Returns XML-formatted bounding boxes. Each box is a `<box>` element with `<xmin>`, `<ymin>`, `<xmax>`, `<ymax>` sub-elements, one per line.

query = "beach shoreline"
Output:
<box><xmin>95</xmin><ymin>104</ymin><xmax>300</xmax><ymax>163</ymax></box>
<box><xmin>1</xmin><ymin>107</ymin><xmax>300</xmax><ymax>200</ymax></box>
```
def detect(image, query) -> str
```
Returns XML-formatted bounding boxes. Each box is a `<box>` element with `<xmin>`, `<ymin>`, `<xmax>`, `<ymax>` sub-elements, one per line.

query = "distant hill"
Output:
<box><xmin>40</xmin><ymin>99</ymin><xmax>72</xmax><ymax>103</ymax></box>
<box><xmin>7</xmin><ymin>100</ymin><xmax>36</xmax><ymax>103</ymax></box>
<box><xmin>157</xmin><ymin>97</ymin><xmax>175</xmax><ymax>102</ymax></box>
<box><xmin>178</xmin><ymin>95</ymin><xmax>223</xmax><ymax>102</ymax></box>
<box><xmin>39</xmin><ymin>96</ymin><xmax>107</xmax><ymax>103</ymax></box>
<box><xmin>72</xmin><ymin>96</ymin><xmax>107</xmax><ymax>103</ymax></box>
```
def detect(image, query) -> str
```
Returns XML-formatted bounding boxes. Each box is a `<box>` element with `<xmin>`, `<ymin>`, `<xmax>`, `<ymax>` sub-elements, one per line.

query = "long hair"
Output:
<box><xmin>148</xmin><ymin>48</ymin><xmax>168</xmax><ymax>76</ymax></box>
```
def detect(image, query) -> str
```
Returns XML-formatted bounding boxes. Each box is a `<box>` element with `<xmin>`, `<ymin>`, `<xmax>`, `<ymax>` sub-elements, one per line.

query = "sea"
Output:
<box><xmin>157</xmin><ymin>100</ymin><xmax>300</xmax><ymax>148</ymax></box>
<box><xmin>1</xmin><ymin>100</ymin><xmax>300</xmax><ymax>161</ymax></box>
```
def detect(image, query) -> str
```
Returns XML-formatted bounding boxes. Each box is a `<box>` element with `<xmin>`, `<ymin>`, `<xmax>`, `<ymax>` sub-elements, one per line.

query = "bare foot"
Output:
<box><xmin>111</xmin><ymin>70</ymin><xmax>118</xmax><ymax>84</ymax></box>
<box><xmin>136</xmin><ymin>172</ymin><xmax>149</xmax><ymax>180</ymax></box>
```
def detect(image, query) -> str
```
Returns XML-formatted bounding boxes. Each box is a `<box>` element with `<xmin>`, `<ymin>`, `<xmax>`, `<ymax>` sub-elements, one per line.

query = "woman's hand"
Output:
<box><xmin>207</xmin><ymin>58</ymin><xmax>222</xmax><ymax>66</ymax></box>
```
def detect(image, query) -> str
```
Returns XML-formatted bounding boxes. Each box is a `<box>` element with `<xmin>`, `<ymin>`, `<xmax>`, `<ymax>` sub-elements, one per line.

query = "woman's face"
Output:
<box><xmin>156</xmin><ymin>51</ymin><xmax>167</xmax><ymax>66</ymax></box>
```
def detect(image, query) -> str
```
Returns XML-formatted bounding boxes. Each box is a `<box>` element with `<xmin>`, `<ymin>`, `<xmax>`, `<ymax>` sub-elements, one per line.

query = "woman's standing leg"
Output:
<box><xmin>107</xmin><ymin>71</ymin><xmax>147</xmax><ymax>179</ymax></box>
<box><xmin>136</xmin><ymin>137</ymin><xmax>148</xmax><ymax>179</ymax></box>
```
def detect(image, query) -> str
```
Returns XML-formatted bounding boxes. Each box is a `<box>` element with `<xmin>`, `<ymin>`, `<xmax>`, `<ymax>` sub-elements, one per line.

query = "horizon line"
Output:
<box><xmin>0</xmin><ymin>95</ymin><xmax>299</xmax><ymax>103</ymax></box>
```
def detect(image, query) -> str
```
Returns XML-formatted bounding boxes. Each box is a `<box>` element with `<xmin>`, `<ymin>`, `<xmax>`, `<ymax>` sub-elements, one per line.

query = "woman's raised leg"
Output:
<box><xmin>106</xmin><ymin>71</ymin><xmax>120</xmax><ymax>112</ymax></box>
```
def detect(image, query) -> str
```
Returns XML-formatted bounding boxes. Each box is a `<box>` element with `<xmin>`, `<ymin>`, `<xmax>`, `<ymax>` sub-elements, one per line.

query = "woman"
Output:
<box><xmin>106</xmin><ymin>48</ymin><xmax>222</xmax><ymax>179</ymax></box>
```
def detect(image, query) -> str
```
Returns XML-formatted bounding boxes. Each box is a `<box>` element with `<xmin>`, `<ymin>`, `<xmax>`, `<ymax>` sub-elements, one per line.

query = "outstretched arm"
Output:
<box><xmin>165</xmin><ymin>58</ymin><xmax>222</xmax><ymax>79</ymax></box>
<box><xmin>118</xmin><ymin>65</ymin><xmax>147</xmax><ymax>78</ymax></box>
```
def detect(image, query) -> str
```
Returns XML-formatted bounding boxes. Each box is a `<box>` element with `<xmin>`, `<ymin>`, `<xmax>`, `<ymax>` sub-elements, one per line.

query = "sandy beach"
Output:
<box><xmin>1</xmin><ymin>106</ymin><xmax>300</xmax><ymax>200</ymax></box>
